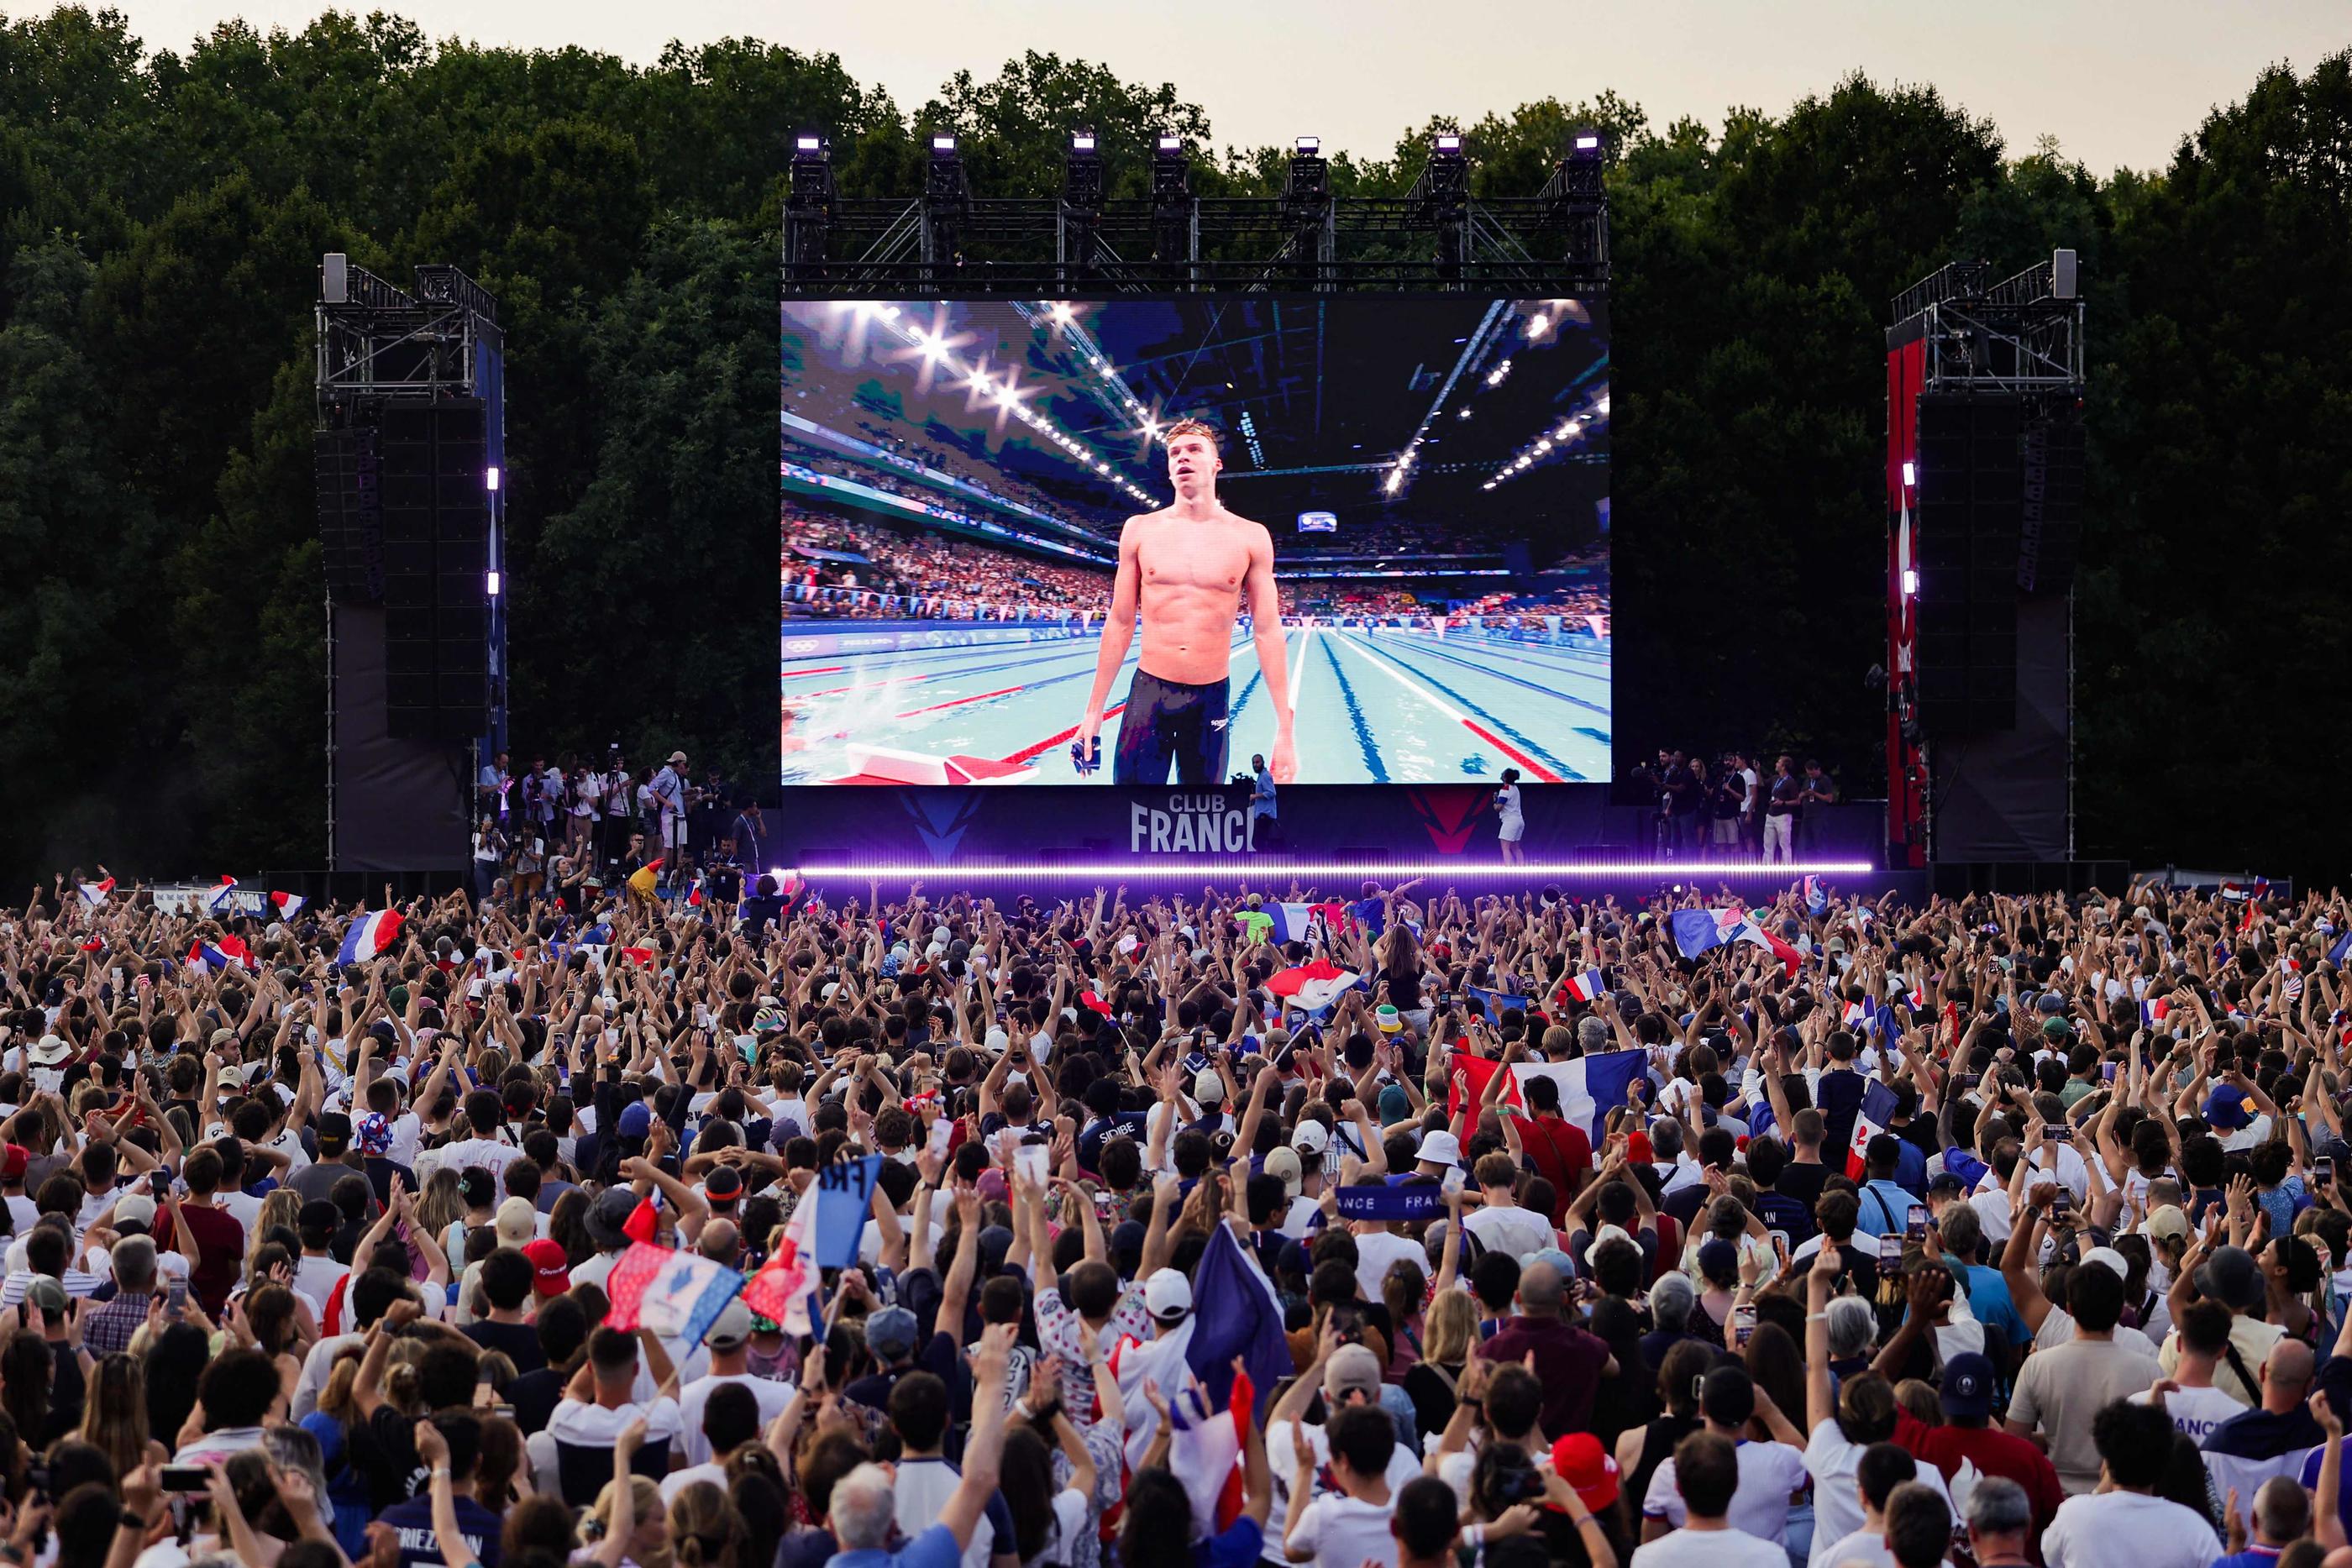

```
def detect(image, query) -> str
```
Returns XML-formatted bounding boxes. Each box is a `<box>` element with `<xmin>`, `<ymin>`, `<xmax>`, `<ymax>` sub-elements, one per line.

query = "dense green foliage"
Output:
<box><xmin>2</xmin><ymin>9</ymin><xmax>2345</xmax><ymax>878</ymax></box>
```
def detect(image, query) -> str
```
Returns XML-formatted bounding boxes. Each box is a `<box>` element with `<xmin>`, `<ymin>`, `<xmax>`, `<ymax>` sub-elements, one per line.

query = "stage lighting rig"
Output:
<box><xmin>921</xmin><ymin>133</ymin><xmax>971</xmax><ymax>286</ymax></box>
<box><xmin>1543</xmin><ymin>128</ymin><xmax>1609</xmax><ymax>270</ymax></box>
<box><xmin>1151</xmin><ymin>134</ymin><xmax>1198</xmax><ymax>278</ymax></box>
<box><xmin>1280</xmin><ymin>136</ymin><xmax>1335</xmax><ymax>288</ymax></box>
<box><xmin>1409</xmin><ymin>130</ymin><xmax>1473</xmax><ymax>278</ymax></box>
<box><xmin>785</xmin><ymin>132</ymin><xmax>835</xmax><ymax>279</ymax></box>
<box><xmin>1060</xmin><ymin>129</ymin><xmax>1105</xmax><ymax>280</ymax></box>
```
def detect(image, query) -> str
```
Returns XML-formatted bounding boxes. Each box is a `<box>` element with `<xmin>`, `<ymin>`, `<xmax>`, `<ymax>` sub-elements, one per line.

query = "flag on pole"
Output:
<box><xmin>1845</xmin><ymin>1079</ymin><xmax>1903</xmax><ymax>1179</ymax></box>
<box><xmin>1803</xmin><ymin>875</ymin><xmax>1828</xmax><ymax>916</ymax></box>
<box><xmin>743</xmin><ymin>1184</ymin><xmax>823</xmax><ymax>1338</ymax></box>
<box><xmin>76</xmin><ymin>878</ymin><xmax>114</xmax><ymax>908</ymax></box>
<box><xmin>811</xmin><ymin>1156</ymin><xmax>885</xmax><ymax>1271</ymax></box>
<box><xmin>206</xmin><ymin>875</ymin><xmax>239</xmax><ymax>916</ymax></box>
<box><xmin>602</xmin><ymin>1240</ymin><xmax>745</xmax><ymax>1351</ymax></box>
<box><xmin>337</xmin><ymin>909</ymin><xmax>404</xmax><ymax>965</ymax></box>
<box><xmin>1509</xmin><ymin>1049</ymin><xmax>1648</xmax><ymax>1143</ymax></box>
<box><xmin>1165</xmin><ymin>1370</ymin><xmax>1254</xmax><ymax>1533</ymax></box>
<box><xmin>1181</xmin><ymin>1223</ymin><xmax>1289</xmax><ymax>1426</ymax></box>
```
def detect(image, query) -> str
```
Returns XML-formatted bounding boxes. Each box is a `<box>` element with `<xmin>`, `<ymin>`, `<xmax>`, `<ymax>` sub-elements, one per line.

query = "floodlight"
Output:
<box><xmin>1902</xmin><ymin>569</ymin><xmax>1920</xmax><ymax>595</ymax></box>
<box><xmin>1294</xmin><ymin>136</ymin><xmax>1320</xmax><ymax>155</ymax></box>
<box><xmin>485</xmin><ymin>466</ymin><xmax>501</xmax><ymax>492</ymax></box>
<box><xmin>1434</xmin><ymin>134</ymin><xmax>1462</xmax><ymax>154</ymax></box>
<box><xmin>1902</xmin><ymin>461</ymin><xmax>1916</xmax><ymax>486</ymax></box>
<box><xmin>931</xmin><ymin>134</ymin><xmax>957</xmax><ymax>155</ymax></box>
<box><xmin>795</xmin><ymin>134</ymin><xmax>824</xmax><ymax>155</ymax></box>
<box><xmin>1071</xmin><ymin>132</ymin><xmax>1097</xmax><ymax>154</ymax></box>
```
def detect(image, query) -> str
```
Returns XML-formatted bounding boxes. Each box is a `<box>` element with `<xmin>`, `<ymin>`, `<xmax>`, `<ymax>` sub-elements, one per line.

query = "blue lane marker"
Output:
<box><xmin>1318</xmin><ymin>635</ymin><xmax>1389</xmax><ymax>784</ymax></box>
<box><xmin>1375</xmin><ymin>633</ymin><xmax>1613</xmax><ymax>720</ymax></box>
<box><xmin>1336</xmin><ymin>632</ymin><xmax>1582</xmax><ymax>780</ymax></box>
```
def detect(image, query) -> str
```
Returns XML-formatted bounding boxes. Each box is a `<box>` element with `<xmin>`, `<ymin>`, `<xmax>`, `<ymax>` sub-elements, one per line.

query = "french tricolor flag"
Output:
<box><xmin>1562</xmin><ymin>968</ymin><xmax>1607</xmax><ymax>1004</ymax></box>
<box><xmin>1842</xmin><ymin>999</ymin><xmax>1868</xmax><ymax>1027</ymax></box>
<box><xmin>1268</xmin><ymin>902</ymin><xmax>1324</xmax><ymax>945</ymax></box>
<box><xmin>1845</xmin><ymin>1078</ymin><xmax>1903</xmax><ymax>1179</ymax></box>
<box><xmin>2141</xmin><ymin>998</ymin><xmax>2171</xmax><ymax>1031</ymax></box>
<box><xmin>268</xmin><ymin>891</ymin><xmax>306</xmax><ymax>920</ymax></box>
<box><xmin>206</xmin><ymin>875</ymin><xmax>239</xmax><ymax>916</ymax></box>
<box><xmin>186</xmin><ymin>938</ymin><xmax>251</xmax><ymax>972</ymax></box>
<box><xmin>76</xmin><ymin>878</ymin><xmax>115</xmax><ymax>908</ymax></box>
<box><xmin>337</xmin><ymin>908</ymin><xmax>404</xmax><ymax>965</ymax></box>
<box><xmin>685</xmin><ymin>877</ymin><xmax>706</xmax><ymax>908</ymax></box>
<box><xmin>1803</xmin><ymin>875</ymin><xmax>1828</xmax><ymax>916</ymax></box>
<box><xmin>2332</xmin><ymin>930</ymin><xmax>2352</xmax><ymax>968</ymax></box>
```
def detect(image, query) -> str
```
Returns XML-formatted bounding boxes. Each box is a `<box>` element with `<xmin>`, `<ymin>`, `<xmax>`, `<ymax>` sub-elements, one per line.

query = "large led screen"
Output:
<box><xmin>781</xmin><ymin>296</ymin><xmax>1609</xmax><ymax>785</ymax></box>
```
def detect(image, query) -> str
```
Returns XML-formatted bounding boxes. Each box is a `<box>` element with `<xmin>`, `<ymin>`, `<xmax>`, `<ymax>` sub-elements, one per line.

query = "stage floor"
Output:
<box><xmin>780</xmin><ymin>622</ymin><xmax>1612</xmax><ymax>786</ymax></box>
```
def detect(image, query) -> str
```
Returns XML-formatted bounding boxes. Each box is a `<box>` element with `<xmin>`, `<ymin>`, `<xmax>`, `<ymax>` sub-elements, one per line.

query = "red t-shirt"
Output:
<box><xmin>157</xmin><ymin>1201</ymin><xmax>245</xmax><ymax>1314</ymax></box>
<box><xmin>1509</xmin><ymin>1114</ymin><xmax>1593</xmax><ymax>1224</ymax></box>
<box><xmin>1893</xmin><ymin>1407</ymin><xmax>2065</xmax><ymax>1545</ymax></box>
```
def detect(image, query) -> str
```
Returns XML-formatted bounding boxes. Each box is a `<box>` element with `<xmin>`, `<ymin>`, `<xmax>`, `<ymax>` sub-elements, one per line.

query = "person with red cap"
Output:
<box><xmin>0</xmin><ymin>1146</ymin><xmax>31</xmax><ymax>1234</ymax></box>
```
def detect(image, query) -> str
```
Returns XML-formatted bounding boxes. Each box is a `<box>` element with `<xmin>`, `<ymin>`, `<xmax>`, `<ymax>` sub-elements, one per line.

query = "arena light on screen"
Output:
<box><xmin>780</xmin><ymin>296</ymin><xmax>1609</xmax><ymax>786</ymax></box>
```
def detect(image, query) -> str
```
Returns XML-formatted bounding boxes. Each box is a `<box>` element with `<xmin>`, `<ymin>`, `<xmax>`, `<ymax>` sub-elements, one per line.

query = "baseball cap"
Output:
<box><xmin>1940</xmin><ymin>1351</ymin><xmax>1996</xmax><ymax>1419</ymax></box>
<box><xmin>0</xmin><ymin>1146</ymin><xmax>26</xmax><ymax>1182</ymax></box>
<box><xmin>2202</xmin><ymin>1085</ymin><xmax>2256</xmax><ymax>1130</ymax></box>
<box><xmin>2080</xmin><ymin>1245</ymin><xmax>2130</xmax><ymax>1282</ymax></box>
<box><xmin>1290</xmin><ymin>1120</ymin><xmax>1332</xmax><ymax>1159</ymax></box>
<box><xmin>617</xmin><ymin>1101</ymin><xmax>654</xmax><ymax>1138</ymax></box>
<box><xmin>866</xmin><ymin>1306</ymin><xmax>920</xmax><ymax>1361</ymax></box>
<box><xmin>668</xmin><ymin>750</ymin><xmax>687</xmax><ymax>764</ymax></box>
<box><xmin>1377</xmin><ymin>1084</ymin><xmax>1413</xmax><ymax>1127</ymax></box>
<box><xmin>1926</xmin><ymin>1172</ymin><xmax>1968</xmax><ymax>1198</ymax></box>
<box><xmin>2145</xmin><ymin>1204</ymin><xmax>2192</xmax><ymax>1243</ymax></box>
<box><xmin>496</xmin><ymin>1196</ymin><xmax>536</xmax><ymax>1249</ymax></box>
<box><xmin>1324</xmin><ymin>1344</ymin><xmax>1384</xmax><ymax>1402</ymax></box>
<box><xmin>705</xmin><ymin>1165</ymin><xmax>744</xmax><ymax>1204</ymax></box>
<box><xmin>2195</xmin><ymin>1244</ymin><xmax>2267</xmax><ymax>1312</ymax></box>
<box><xmin>522</xmin><ymin>1237</ymin><xmax>570</xmax><ymax>1297</ymax></box>
<box><xmin>27</xmin><ymin>1278</ymin><xmax>68</xmax><ymax>1316</ymax></box>
<box><xmin>113</xmin><ymin>1193</ymin><xmax>157</xmax><ymax>1231</ymax></box>
<box><xmin>586</xmin><ymin>1186</ymin><xmax>639</xmax><ymax>1250</ymax></box>
<box><xmin>1143</xmin><ymin>1267</ymin><xmax>1193</xmax><ymax>1322</ymax></box>
<box><xmin>1263</xmin><ymin>1146</ymin><xmax>1304</xmax><ymax>1199</ymax></box>
<box><xmin>1194</xmin><ymin>1071</ymin><xmax>1224</xmax><ymax>1106</ymax></box>
<box><xmin>1551</xmin><ymin>1434</ymin><xmax>1621</xmax><ymax>1512</ymax></box>
<box><xmin>316</xmin><ymin>1113</ymin><xmax>353</xmax><ymax>1156</ymax></box>
<box><xmin>705</xmin><ymin>1298</ymin><xmax>754</xmax><ymax>1350</ymax></box>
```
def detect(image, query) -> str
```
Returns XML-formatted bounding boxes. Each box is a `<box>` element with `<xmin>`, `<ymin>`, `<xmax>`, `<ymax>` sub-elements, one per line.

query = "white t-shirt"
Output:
<box><xmin>1803</xmin><ymin>1423</ymin><xmax>1954</xmax><ymax>1568</ymax></box>
<box><xmin>1632</xmin><ymin>1525</ymin><xmax>1793</xmax><ymax>1568</ymax></box>
<box><xmin>548</xmin><ymin>1396</ymin><xmax>683</xmax><ymax>1448</ymax></box>
<box><xmin>892</xmin><ymin>1455</ymin><xmax>1015</xmax><ymax>1568</ymax></box>
<box><xmin>1288</xmin><ymin>1491</ymin><xmax>1398</xmax><ymax>1568</ymax></box>
<box><xmin>1350</xmin><ymin>1230</ymin><xmax>1426</xmax><ymax>1306</ymax></box>
<box><xmin>675</xmin><ymin>1371</ymin><xmax>795</xmax><ymax>1466</ymax></box>
<box><xmin>1643</xmin><ymin>1437</ymin><xmax>1810</xmax><ymax>1541</ymax></box>
<box><xmin>1811</xmin><ymin>1528</ymin><xmax>1896</xmax><ymax>1568</ymax></box>
<box><xmin>1463</xmin><ymin>1203</ymin><xmax>1558</xmax><ymax>1264</ymax></box>
<box><xmin>426</xmin><ymin>1137</ymin><xmax>523</xmax><ymax>1184</ymax></box>
<box><xmin>2039</xmin><ymin>1490</ymin><xmax>2223</xmax><ymax>1568</ymax></box>
<box><xmin>2128</xmin><ymin>1382</ymin><xmax>2244</xmax><ymax>1445</ymax></box>
<box><xmin>659</xmin><ymin>1460</ymin><xmax>727</xmax><ymax>1503</ymax></box>
<box><xmin>1267</xmin><ymin>1419</ymin><xmax>1426</xmax><ymax>1544</ymax></box>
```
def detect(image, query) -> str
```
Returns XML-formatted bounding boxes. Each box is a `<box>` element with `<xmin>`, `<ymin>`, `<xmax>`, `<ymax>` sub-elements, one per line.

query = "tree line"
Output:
<box><xmin>1</xmin><ymin>10</ymin><xmax>2345</xmax><ymax>880</ymax></box>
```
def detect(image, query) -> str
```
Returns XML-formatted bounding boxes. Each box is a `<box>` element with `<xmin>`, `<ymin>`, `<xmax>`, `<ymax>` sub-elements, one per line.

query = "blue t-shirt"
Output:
<box><xmin>1949</xmin><ymin>1260</ymin><xmax>2032</xmax><ymax>1351</ymax></box>
<box><xmin>1192</xmin><ymin>1516</ymin><xmax>1265</xmax><ymax>1568</ymax></box>
<box><xmin>1851</xmin><ymin>1178</ymin><xmax>1919</xmax><ymax>1239</ymax></box>
<box><xmin>832</xmin><ymin>1523</ymin><xmax>964</xmax><ymax>1568</ymax></box>
<box><xmin>375</xmin><ymin>1492</ymin><xmax>502</xmax><ymax>1568</ymax></box>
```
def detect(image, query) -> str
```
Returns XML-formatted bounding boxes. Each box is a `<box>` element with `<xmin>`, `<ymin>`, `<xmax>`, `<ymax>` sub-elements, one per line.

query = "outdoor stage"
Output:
<box><xmin>764</xmin><ymin>780</ymin><xmax>1913</xmax><ymax>903</ymax></box>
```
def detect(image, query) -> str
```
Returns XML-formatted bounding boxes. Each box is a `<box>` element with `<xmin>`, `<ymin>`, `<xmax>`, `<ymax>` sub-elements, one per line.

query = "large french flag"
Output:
<box><xmin>1268</xmin><ymin>902</ymin><xmax>1324</xmax><ymax>944</ymax></box>
<box><xmin>337</xmin><ymin>908</ymin><xmax>404</xmax><ymax>965</ymax></box>
<box><xmin>1511</xmin><ymin>1048</ymin><xmax>1648</xmax><ymax>1142</ymax></box>
<box><xmin>76</xmin><ymin>878</ymin><xmax>114</xmax><ymax>908</ymax></box>
<box><xmin>187</xmin><ymin>936</ymin><xmax>254</xmax><ymax>972</ymax></box>
<box><xmin>1165</xmin><ymin>1369</ymin><xmax>1257</xmax><ymax>1534</ymax></box>
<box><xmin>1845</xmin><ymin>1079</ymin><xmax>1903</xmax><ymax>1178</ymax></box>
<box><xmin>1268</xmin><ymin>959</ymin><xmax>1362</xmax><ymax>1013</ymax></box>
<box><xmin>1670</xmin><ymin>907</ymin><xmax>1803</xmax><ymax>975</ymax></box>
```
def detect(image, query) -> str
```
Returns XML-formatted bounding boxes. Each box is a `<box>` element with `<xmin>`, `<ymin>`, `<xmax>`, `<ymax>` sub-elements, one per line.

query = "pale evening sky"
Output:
<box><xmin>87</xmin><ymin>0</ymin><xmax>2352</xmax><ymax>177</ymax></box>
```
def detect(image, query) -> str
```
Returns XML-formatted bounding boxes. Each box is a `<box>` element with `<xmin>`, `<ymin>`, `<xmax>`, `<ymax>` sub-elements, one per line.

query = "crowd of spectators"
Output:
<box><xmin>784</xmin><ymin>511</ymin><xmax>1118</xmax><ymax>623</ymax></box>
<box><xmin>7</xmin><ymin>873</ymin><xmax>2349</xmax><ymax>1568</ymax></box>
<box><xmin>470</xmin><ymin>749</ymin><xmax>774</xmax><ymax>907</ymax></box>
